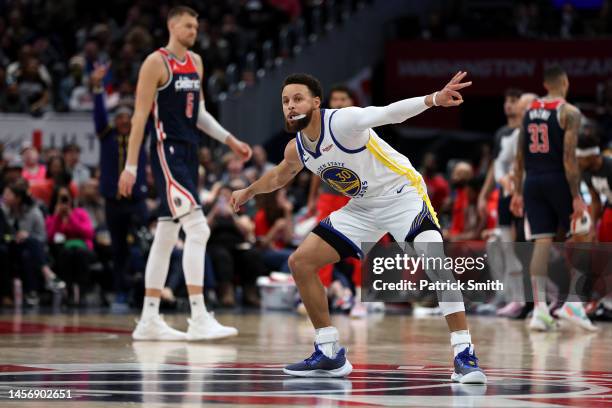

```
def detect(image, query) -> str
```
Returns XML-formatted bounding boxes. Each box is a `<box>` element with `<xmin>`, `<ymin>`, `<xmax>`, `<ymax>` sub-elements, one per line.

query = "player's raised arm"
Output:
<box><xmin>192</xmin><ymin>53</ymin><xmax>252</xmax><ymax>162</ymax></box>
<box><xmin>118</xmin><ymin>53</ymin><xmax>163</xmax><ymax>197</ymax></box>
<box><xmin>231</xmin><ymin>140</ymin><xmax>303</xmax><ymax>211</ymax></box>
<box><xmin>332</xmin><ymin>71</ymin><xmax>471</xmax><ymax>137</ymax></box>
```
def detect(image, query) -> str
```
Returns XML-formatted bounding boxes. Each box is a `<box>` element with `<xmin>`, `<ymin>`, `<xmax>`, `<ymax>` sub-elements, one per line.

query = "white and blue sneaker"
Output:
<box><xmin>283</xmin><ymin>344</ymin><xmax>353</xmax><ymax>377</ymax></box>
<box><xmin>451</xmin><ymin>345</ymin><xmax>487</xmax><ymax>384</ymax></box>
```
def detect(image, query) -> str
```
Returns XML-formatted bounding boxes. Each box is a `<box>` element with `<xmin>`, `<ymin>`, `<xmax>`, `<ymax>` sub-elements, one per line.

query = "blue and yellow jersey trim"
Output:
<box><xmin>365</xmin><ymin>136</ymin><xmax>440</xmax><ymax>227</ymax></box>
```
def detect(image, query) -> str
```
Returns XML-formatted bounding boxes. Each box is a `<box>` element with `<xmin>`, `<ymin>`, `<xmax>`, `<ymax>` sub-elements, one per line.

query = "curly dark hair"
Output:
<box><xmin>283</xmin><ymin>73</ymin><xmax>323</xmax><ymax>99</ymax></box>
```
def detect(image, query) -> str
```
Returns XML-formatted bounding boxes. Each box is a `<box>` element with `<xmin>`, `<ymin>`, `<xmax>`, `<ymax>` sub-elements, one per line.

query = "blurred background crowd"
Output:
<box><xmin>1</xmin><ymin>0</ymin><xmax>611</xmax><ymax>320</ymax></box>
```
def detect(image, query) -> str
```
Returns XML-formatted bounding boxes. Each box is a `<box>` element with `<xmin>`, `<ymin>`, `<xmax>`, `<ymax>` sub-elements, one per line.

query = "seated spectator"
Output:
<box><xmin>20</xmin><ymin>143</ymin><xmax>46</xmax><ymax>183</ymax></box>
<box><xmin>6</xmin><ymin>45</ymin><xmax>52</xmax><ymax>86</ymax></box>
<box><xmin>286</xmin><ymin>169</ymin><xmax>311</xmax><ymax>211</ymax></box>
<box><xmin>29</xmin><ymin>155</ymin><xmax>78</xmax><ymax>209</ymax></box>
<box><xmin>63</xmin><ymin>143</ymin><xmax>90</xmax><ymax>187</ymax></box>
<box><xmin>45</xmin><ymin>185</ymin><xmax>95</xmax><ymax>306</ymax></box>
<box><xmin>420</xmin><ymin>152</ymin><xmax>450</xmax><ymax>214</ymax></box>
<box><xmin>444</xmin><ymin>162</ymin><xmax>487</xmax><ymax>241</ymax></box>
<box><xmin>206</xmin><ymin>184</ymin><xmax>267</xmax><ymax>307</ymax></box>
<box><xmin>79</xmin><ymin>178</ymin><xmax>113</xmax><ymax>305</ymax></box>
<box><xmin>1</xmin><ymin>179</ymin><xmax>63</xmax><ymax>306</ymax></box>
<box><xmin>254</xmin><ymin>188</ymin><xmax>294</xmax><ymax>273</ymax></box>
<box><xmin>15</xmin><ymin>57</ymin><xmax>50</xmax><ymax>117</ymax></box>
<box><xmin>246</xmin><ymin>145</ymin><xmax>275</xmax><ymax>180</ymax></box>
<box><xmin>41</xmin><ymin>147</ymin><xmax>61</xmax><ymax>163</ymax></box>
<box><xmin>79</xmin><ymin>178</ymin><xmax>106</xmax><ymax>229</ymax></box>
<box><xmin>2</xmin><ymin>156</ymin><xmax>25</xmax><ymax>189</ymax></box>
<box><xmin>59</xmin><ymin>56</ymin><xmax>92</xmax><ymax>112</ymax></box>
<box><xmin>220</xmin><ymin>152</ymin><xmax>249</xmax><ymax>186</ymax></box>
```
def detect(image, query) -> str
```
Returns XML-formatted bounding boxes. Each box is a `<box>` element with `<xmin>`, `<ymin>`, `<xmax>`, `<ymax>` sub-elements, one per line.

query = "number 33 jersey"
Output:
<box><xmin>523</xmin><ymin>98</ymin><xmax>569</xmax><ymax>176</ymax></box>
<box><xmin>151</xmin><ymin>47</ymin><xmax>201</xmax><ymax>144</ymax></box>
<box><xmin>295</xmin><ymin>108</ymin><xmax>437</xmax><ymax>219</ymax></box>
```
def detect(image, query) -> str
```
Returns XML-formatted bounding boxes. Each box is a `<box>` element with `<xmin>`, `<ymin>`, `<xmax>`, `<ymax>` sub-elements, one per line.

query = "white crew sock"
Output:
<box><xmin>142</xmin><ymin>296</ymin><xmax>160</xmax><ymax>320</ymax></box>
<box><xmin>315</xmin><ymin>326</ymin><xmax>340</xmax><ymax>358</ymax></box>
<box><xmin>450</xmin><ymin>330</ymin><xmax>472</xmax><ymax>357</ymax></box>
<box><xmin>531</xmin><ymin>275</ymin><xmax>548</xmax><ymax>312</ymax></box>
<box><xmin>189</xmin><ymin>294</ymin><xmax>208</xmax><ymax>319</ymax></box>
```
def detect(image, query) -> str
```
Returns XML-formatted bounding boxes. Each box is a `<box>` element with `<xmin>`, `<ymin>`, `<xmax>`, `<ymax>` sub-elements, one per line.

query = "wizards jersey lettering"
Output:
<box><xmin>150</xmin><ymin>48</ymin><xmax>201</xmax><ymax>144</ymax></box>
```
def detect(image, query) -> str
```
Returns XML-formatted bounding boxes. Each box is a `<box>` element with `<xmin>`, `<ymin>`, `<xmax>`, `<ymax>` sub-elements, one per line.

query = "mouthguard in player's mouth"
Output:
<box><xmin>289</xmin><ymin>113</ymin><xmax>306</xmax><ymax>121</ymax></box>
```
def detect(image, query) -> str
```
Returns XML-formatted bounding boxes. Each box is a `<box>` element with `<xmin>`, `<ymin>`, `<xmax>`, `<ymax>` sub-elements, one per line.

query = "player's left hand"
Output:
<box><xmin>227</xmin><ymin>136</ymin><xmax>252</xmax><ymax>162</ymax></box>
<box><xmin>434</xmin><ymin>71</ymin><xmax>472</xmax><ymax>107</ymax></box>
<box><xmin>510</xmin><ymin>194</ymin><xmax>524</xmax><ymax>217</ymax></box>
<box><xmin>571</xmin><ymin>196</ymin><xmax>588</xmax><ymax>220</ymax></box>
<box><xmin>118</xmin><ymin>169</ymin><xmax>136</xmax><ymax>197</ymax></box>
<box><xmin>230</xmin><ymin>188</ymin><xmax>255</xmax><ymax>212</ymax></box>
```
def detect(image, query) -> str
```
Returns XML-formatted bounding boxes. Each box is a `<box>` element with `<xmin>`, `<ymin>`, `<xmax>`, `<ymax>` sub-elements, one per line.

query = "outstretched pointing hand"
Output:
<box><xmin>434</xmin><ymin>71</ymin><xmax>472</xmax><ymax>107</ymax></box>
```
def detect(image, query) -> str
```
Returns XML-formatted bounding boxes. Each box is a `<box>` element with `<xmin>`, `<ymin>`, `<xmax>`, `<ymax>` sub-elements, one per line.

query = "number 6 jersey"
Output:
<box><xmin>151</xmin><ymin>47</ymin><xmax>201</xmax><ymax>144</ymax></box>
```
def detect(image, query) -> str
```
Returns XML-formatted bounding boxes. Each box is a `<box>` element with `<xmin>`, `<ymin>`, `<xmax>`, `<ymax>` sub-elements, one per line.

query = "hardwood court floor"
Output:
<box><xmin>0</xmin><ymin>310</ymin><xmax>611</xmax><ymax>407</ymax></box>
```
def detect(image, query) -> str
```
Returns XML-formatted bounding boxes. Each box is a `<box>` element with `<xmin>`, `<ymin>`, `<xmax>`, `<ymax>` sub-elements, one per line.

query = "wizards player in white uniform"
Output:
<box><xmin>231</xmin><ymin>72</ymin><xmax>487</xmax><ymax>383</ymax></box>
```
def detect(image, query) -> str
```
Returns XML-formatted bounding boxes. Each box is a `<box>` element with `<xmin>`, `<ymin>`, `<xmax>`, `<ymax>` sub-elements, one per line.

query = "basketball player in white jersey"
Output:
<box><xmin>231</xmin><ymin>72</ymin><xmax>487</xmax><ymax>383</ymax></box>
<box><xmin>118</xmin><ymin>6</ymin><xmax>252</xmax><ymax>341</ymax></box>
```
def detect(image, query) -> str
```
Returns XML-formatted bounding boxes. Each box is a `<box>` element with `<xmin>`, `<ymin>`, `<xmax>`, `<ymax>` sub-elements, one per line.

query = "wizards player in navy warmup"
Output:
<box><xmin>118</xmin><ymin>6</ymin><xmax>252</xmax><ymax>341</ymax></box>
<box><xmin>511</xmin><ymin>66</ymin><xmax>595</xmax><ymax>331</ymax></box>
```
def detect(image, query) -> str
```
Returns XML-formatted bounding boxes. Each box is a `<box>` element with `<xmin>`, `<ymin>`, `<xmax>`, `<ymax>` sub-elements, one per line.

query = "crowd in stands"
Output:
<box><xmin>0</xmin><ymin>0</ymin><xmax>367</xmax><ymax>115</ymax></box>
<box><xmin>403</xmin><ymin>0</ymin><xmax>612</xmax><ymax>40</ymax></box>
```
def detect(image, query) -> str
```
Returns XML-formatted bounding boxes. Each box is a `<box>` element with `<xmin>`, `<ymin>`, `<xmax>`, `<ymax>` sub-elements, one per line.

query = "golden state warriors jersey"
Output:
<box><xmin>295</xmin><ymin>109</ymin><xmax>438</xmax><ymax>222</ymax></box>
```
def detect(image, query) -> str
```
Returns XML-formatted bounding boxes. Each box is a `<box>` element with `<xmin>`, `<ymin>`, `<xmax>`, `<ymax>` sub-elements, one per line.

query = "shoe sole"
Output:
<box><xmin>186</xmin><ymin>330</ymin><xmax>239</xmax><ymax>341</ymax></box>
<box><xmin>529</xmin><ymin>318</ymin><xmax>557</xmax><ymax>332</ymax></box>
<box><xmin>283</xmin><ymin>360</ymin><xmax>353</xmax><ymax>378</ymax></box>
<box><xmin>132</xmin><ymin>334</ymin><xmax>187</xmax><ymax>341</ymax></box>
<box><xmin>528</xmin><ymin>322</ymin><xmax>549</xmax><ymax>331</ymax></box>
<box><xmin>451</xmin><ymin>370</ymin><xmax>487</xmax><ymax>384</ymax></box>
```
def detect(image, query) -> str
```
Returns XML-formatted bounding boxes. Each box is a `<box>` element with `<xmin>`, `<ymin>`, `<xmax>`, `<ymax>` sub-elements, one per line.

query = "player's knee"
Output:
<box><xmin>288</xmin><ymin>252</ymin><xmax>314</xmax><ymax>279</ymax></box>
<box><xmin>153</xmin><ymin>220</ymin><xmax>181</xmax><ymax>247</ymax></box>
<box><xmin>187</xmin><ymin>222</ymin><xmax>210</xmax><ymax>243</ymax></box>
<box><xmin>288</xmin><ymin>252</ymin><xmax>301</xmax><ymax>273</ymax></box>
<box><xmin>182</xmin><ymin>211</ymin><xmax>211</xmax><ymax>244</ymax></box>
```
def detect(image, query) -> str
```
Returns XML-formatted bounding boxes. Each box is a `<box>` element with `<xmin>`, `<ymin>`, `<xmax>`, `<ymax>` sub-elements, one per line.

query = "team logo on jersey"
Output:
<box><xmin>320</xmin><ymin>166</ymin><xmax>362</xmax><ymax>197</ymax></box>
<box><xmin>175</xmin><ymin>76</ymin><xmax>201</xmax><ymax>91</ymax></box>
